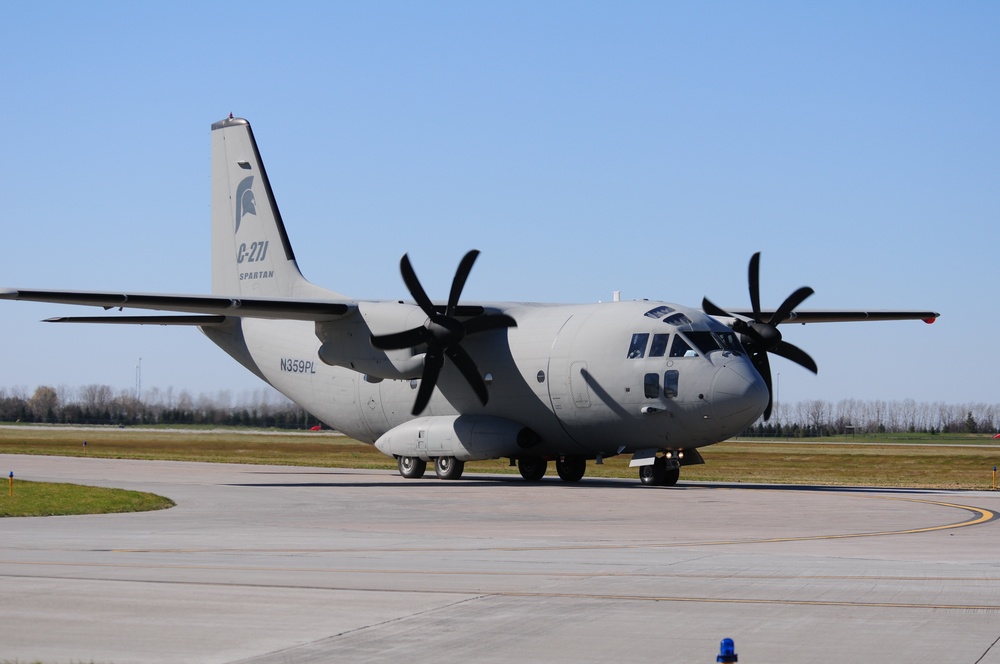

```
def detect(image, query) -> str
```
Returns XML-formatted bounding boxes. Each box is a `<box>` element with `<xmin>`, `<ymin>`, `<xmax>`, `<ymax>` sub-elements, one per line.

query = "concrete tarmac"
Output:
<box><xmin>1</xmin><ymin>453</ymin><xmax>999</xmax><ymax>663</ymax></box>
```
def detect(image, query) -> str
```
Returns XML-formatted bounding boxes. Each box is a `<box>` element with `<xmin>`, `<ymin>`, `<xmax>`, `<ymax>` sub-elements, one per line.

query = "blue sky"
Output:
<box><xmin>1</xmin><ymin>2</ymin><xmax>996</xmax><ymax>406</ymax></box>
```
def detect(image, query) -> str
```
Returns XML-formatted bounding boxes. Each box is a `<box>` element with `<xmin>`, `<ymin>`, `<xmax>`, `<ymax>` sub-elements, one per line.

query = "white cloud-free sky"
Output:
<box><xmin>1</xmin><ymin>2</ymin><xmax>996</xmax><ymax>406</ymax></box>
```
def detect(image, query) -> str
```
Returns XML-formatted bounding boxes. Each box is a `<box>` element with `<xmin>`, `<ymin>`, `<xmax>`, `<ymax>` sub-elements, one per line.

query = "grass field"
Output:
<box><xmin>1</xmin><ymin>424</ymin><xmax>998</xmax><ymax>490</ymax></box>
<box><xmin>0</xmin><ymin>479</ymin><xmax>174</xmax><ymax>517</ymax></box>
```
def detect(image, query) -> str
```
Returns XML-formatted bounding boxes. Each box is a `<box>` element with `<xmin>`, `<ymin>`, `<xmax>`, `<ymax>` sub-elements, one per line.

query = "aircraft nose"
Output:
<box><xmin>711</xmin><ymin>360</ymin><xmax>769</xmax><ymax>425</ymax></box>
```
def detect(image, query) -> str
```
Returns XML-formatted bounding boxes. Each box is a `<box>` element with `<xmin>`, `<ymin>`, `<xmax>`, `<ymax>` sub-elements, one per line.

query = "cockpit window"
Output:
<box><xmin>684</xmin><ymin>330</ymin><xmax>744</xmax><ymax>355</ymax></box>
<box><xmin>644</xmin><ymin>305</ymin><xmax>676</xmax><ymax>319</ymax></box>
<box><xmin>664</xmin><ymin>312</ymin><xmax>692</xmax><ymax>327</ymax></box>
<box><xmin>627</xmin><ymin>333</ymin><xmax>649</xmax><ymax>359</ymax></box>
<box><xmin>649</xmin><ymin>333</ymin><xmax>669</xmax><ymax>357</ymax></box>
<box><xmin>685</xmin><ymin>331</ymin><xmax>722</xmax><ymax>355</ymax></box>
<box><xmin>670</xmin><ymin>335</ymin><xmax>696</xmax><ymax>357</ymax></box>
<box><xmin>716</xmin><ymin>331</ymin><xmax>743</xmax><ymax>353</ymax></box>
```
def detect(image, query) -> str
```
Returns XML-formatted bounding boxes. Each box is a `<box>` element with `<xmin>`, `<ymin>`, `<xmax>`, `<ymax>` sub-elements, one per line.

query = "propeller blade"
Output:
<box><xmin>705</xmin><ymin>252</ymin><xmax>819</xmax><ymax>421</ymax></box>
<box><xmin>447</xmin><ymin>250</ymin><xmax>480</xmax><ymax>316</ymax></box>
<box><xmin>400</xmin><ymin>254</ymin><xmax>436</xmax><ymax>318</ymax></box>
<box><xmin>386</xmin><ymin>250</ymin><xmax>505</xmax><ymax>414</ymax></box>
<box><xmin>370</xmin><ymin>327</ymin><xmax>428</xmax><ymax>351</ymax></box>
<box><xmin>753</xmin><ymin>351</ymin><xmax>774</xmax><ymax>420</ymax></box>
<box><xmin>701</xmin><ymin>297</ymin><xmax>732</xmax><ymax>318</ymax></box>
<box><xmin>444</xmin><ymin>344</ymin><xmax>490</xmax><ymax>405</ymax></box>
<box><xmin>772</xmin><ymin>340</ymin><xmax>818</xmax><ymax>374</ymax></box>
<box><xmin>748</xmin><ymin>252</ymin><xmax>762</xmax><ymax>322</ymax></box>
<box><xmin>463</xmin><ymin>313</ymin><xmax>517</xmax><ymax>335</ymax></box>
<box><xmin>412</xmin><ymin>349</ymin><xmax>444</xmax><ymax>415</ymax></box>
<box><xmin>768</xmin><ymin>286</ymin><xmax>814</xmax><ymax>327</ymax></box>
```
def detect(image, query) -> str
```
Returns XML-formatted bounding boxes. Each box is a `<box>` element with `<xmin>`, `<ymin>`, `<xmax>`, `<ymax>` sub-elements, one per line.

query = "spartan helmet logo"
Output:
<box><xmin>235</xmin><ymin>176</ymin><xmax>257</xmax><ymax>233</ymax></box>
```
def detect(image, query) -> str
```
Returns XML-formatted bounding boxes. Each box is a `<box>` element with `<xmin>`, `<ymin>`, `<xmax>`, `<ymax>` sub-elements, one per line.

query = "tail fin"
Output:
<box><xmin>211</xmin><ymin>116</ymin><xmax>340</xmax><ymax>299</ymax></box>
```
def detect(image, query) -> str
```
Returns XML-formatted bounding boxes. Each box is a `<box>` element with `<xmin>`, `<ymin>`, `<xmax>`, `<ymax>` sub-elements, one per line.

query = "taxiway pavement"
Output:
<box><xmin>1</xmin><ymin>454</ymin><xmax>999</xmax><ymax>663</ymax></box>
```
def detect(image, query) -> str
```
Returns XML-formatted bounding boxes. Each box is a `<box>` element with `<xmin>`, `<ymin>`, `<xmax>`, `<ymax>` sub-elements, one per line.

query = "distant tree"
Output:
<box><xmin>964</xmin><ymin>411</ymin><xmax>978</xmax><ymax>434</ymax></box>
<box><xmin>28</xmin><ymin>386</ymin><xmax>59</xmax><ymax>422</ymax></box>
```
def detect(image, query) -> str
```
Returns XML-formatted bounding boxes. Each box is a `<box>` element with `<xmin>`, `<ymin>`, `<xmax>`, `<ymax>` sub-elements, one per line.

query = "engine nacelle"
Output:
<box><xmin>375</xmin><ymin>415</ymin><xmax>541</xmax><ymax>462</ymax></box>
<box><xmin>316</xmin><ymin>301</ymin><xmax>427</xmax><ymax>379</ymax></box>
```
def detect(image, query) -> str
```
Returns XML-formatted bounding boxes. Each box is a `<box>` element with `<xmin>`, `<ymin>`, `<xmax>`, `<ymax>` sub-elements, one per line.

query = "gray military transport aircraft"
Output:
<box><xmin>1</xmin><ymin>116</ymin><xmax>940</xmax><ymax>485</ymax></box>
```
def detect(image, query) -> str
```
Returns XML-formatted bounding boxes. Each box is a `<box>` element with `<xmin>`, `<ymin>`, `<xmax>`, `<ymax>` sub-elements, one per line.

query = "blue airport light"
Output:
<box><xmin>717</xmin><ymin>637</ymin><xmax>738</xmax><ymax>662</ymax></box>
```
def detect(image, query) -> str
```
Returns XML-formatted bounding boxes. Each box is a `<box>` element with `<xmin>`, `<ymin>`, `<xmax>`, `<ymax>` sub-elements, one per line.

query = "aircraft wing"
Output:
<box><xmin>726</xmin><ymin>309</ymin><xmax>939</xmax><ymax>324</ymax></box>
<box><xmin>0</xmin><ymin>288</ymin><xmax>352</xmax><ymax>322</ymax></box>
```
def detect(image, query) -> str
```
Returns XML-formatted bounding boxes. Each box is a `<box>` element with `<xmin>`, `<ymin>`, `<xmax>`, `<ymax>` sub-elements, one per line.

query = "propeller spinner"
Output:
<box><xmin>371</xmin><ymin>250</ymin><xmax>516</xmax><ymax>415</ymax></box>
<box><xmin>703</xmin><ymin>252</ymin><xmax>818</xmax><ymax>420</ymax></box>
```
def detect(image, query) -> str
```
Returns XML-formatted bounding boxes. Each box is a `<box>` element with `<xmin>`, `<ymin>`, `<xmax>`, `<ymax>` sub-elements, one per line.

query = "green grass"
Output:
<box><xmin>1</xmin><ymin>478</ymin><xmax>174</xmax><ymax>517</ymax></box>
<box><xmin>0</xmin><ymin>425</ymin><xmax>998</xmax><ymax>490</ymax></box>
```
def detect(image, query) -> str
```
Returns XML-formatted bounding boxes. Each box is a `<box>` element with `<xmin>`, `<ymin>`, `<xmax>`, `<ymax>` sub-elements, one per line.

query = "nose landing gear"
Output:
<box><xmin>638</xmin><ymin>456</ymin><xmax>680</xmax><ymax>486</ymax></box>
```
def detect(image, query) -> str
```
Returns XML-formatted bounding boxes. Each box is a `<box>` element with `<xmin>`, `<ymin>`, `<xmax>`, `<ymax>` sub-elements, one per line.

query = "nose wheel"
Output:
<box><xmin>638</xmin><ymin>457</ymin><xmax>680</xmax><ymax>486</ymax></box>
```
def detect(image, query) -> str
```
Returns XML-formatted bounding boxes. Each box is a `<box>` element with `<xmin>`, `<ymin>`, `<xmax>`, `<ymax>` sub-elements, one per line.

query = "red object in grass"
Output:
<box><xmin>993</xmin><ymin>433</ymin><xmax>1000</xmax><ymax>440</ymax></box>
<box><xmin>310</xmin><ymin>425</ymin><xmax>322</xmax><ymax>431</ymax></box>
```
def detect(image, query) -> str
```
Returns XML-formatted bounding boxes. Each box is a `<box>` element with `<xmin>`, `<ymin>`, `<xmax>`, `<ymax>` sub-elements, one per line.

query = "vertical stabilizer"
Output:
<box><xmin>211</xmin><ymin>117</ymin><xmax>338</xmax><ymax>298</ymax></box>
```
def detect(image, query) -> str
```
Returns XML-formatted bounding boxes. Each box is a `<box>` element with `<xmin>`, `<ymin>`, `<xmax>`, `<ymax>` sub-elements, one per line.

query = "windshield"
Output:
<box><xmin>684</xmin><ymin>330</ymin><xmax>744</xmax><ymax>355</ymax></box>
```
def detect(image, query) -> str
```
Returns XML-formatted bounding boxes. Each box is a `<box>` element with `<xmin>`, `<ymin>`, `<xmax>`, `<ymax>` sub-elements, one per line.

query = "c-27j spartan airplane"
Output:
<box><xmin>1</xmin><ymin>117</ymin><xmax>940</xmax><ymax>485</ymax></box>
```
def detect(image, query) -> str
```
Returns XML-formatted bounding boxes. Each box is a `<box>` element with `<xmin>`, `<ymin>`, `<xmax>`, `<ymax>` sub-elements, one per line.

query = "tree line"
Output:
<box><xmin>0</xmin><ymin>385</ymin><xmax>320</xmax><ymax>429</ymax></box>
<box><xmin>2</xmin><ymin>384</ymin><xmax>997</xmax><ymax>436</ymax></box>
<box><xmin>745</xmin><ymin>398</ymin><xmax>999</xmax><ymax>437</ymax></box>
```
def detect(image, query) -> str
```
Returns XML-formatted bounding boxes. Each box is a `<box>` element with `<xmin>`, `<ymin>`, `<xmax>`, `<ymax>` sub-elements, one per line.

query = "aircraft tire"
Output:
<box><xmin>518</xmin><ymin>457</ymin><xmax>547</xmax><ymax>482</ymax></box>
<box><xmin>434</xmin><ymin>456</ymin><xmax>464</xmax><ymax>480</ymax></box>
<box><xmin>398</xmin><ymin>456</ymin><xmax>427</xmax><ymax>479</ymax></box>
<box><xmin>638</xmin><ymin>458</ymin><xmax>666</xmax><ymax>486</ymax></box>
<box><xmin>555</xmin><ymin>456</ymin><xmax>586</xmax><ymax>483</ymax></box>
<box><xmin>663</xmin><ymin>467</ymin><xmax>680</xmax><ymax>486</ymax></box>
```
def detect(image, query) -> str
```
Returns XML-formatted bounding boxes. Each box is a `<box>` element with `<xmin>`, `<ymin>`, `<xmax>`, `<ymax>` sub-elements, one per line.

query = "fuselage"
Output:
<box><xmin>207</xmin><ymin>299</ymin><xmax>769</xmax><ymax>460</ymax></box>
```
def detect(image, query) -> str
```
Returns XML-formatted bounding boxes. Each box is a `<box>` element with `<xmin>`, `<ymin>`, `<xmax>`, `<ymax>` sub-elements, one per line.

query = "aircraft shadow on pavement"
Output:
<box><xmin>225</xmin><ymin>473</ymin><xmax>956</xmax><ymax>495</ymax></box>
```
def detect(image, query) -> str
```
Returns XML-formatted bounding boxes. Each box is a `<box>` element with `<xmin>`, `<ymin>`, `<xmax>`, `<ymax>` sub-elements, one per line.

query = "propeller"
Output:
<box><xmin>371</xmin><ymin>250</ymin><xmax>516</xmax><ymax>415</ymax></box>
<box><xmin>702</xmin><ymin>252</ymin><xmax>818</xmax><ymax>420</ymax></box>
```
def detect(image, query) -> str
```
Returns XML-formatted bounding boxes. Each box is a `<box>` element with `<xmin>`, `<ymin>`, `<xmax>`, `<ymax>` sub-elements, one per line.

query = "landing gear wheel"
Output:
<box><xmin>555</xmin><ymin>456</ymin><xmax>587</xmax><ymax>483</ymax></box>
<box><xmin>638</xmin><ymin>457</ymin><xmax>666</xmax><ymax>485</ymax></box>
<box><xmin>434</xmin><ymin>456</ymin><xmax>464</xmax><ymax>480</ymax></box>
<box><xmin>398</xmin><ymin>456</ymin><xmax>427</xmax><ymax>479</ymax></box>
<box><xmin>518</xmin><ymin>458</ymin><xmax>547</xmax><ymax>482</ymax></box>
<box><xmin>663</xmin><ymin>467</ymin><xmax>680</xmax><ymax>486</ymax></box>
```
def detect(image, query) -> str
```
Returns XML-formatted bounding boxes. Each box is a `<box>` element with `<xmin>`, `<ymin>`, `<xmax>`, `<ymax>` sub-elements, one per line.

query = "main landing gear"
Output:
<box><xmin>434</xmin><ymin>456</ymin><xmax>464</xmax><ymax>480</ymax></box>
<box><xmin>396</xmin><ymin>456</ymin><xmax>464</xmax><ymax>480</ymax></box>
<box><xmin>397</xmin><ymin>456</ymin><xmax>427</xmax><ymax>479</ymax></box>
<box><xmin>555</xmin><ymin>456</ymin><xmax>586</xmax><ymax>483</ymax></box>
<box><xmin>517</xmin><ymin>457</ymin><xmax>547</xmax><ymax>481</ymax></box>
<box><xmin>638</xmin><ymin>457</ymin><xmax>680</xmax><ymax>486</ymax></box>
<box><xmin>516</xmin><ymin>456</ymin><xmax>587</xmax><ymax>483</ymax></box>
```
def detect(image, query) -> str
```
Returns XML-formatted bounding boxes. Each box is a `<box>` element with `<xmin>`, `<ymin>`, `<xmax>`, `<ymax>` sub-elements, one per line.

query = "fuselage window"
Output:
<box><xmin>627</xmin><ymin>333</ymin><xmax>650</xmax><ymax>359</ymax></box>
<box><xmin>664</xmin><ymin>370</ymin><xmax>679</xmax><ymax>398</ymax></box>
<box><xmin>644</xmin><ymin>305</ymin><xmax>676</xmax><ymax>319</ymax></box>
<box><xmin>649</xmin><ymin>333</ymin><xmax>669</xmax><ymax>357</ymax></box>
<box><xmin>644</xmin><ymin>373</ymin><xmax>660</xmax><ymax>398</ymax></box>
<box><xmin>664</xmin><ymin>312</ymin><xmax>692</xmax><ymax>326</ymax></box>
<box><xmin>669</xmin><ymin>335</ymin><xmax>696</xmax><ymax>357</ymax></box>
